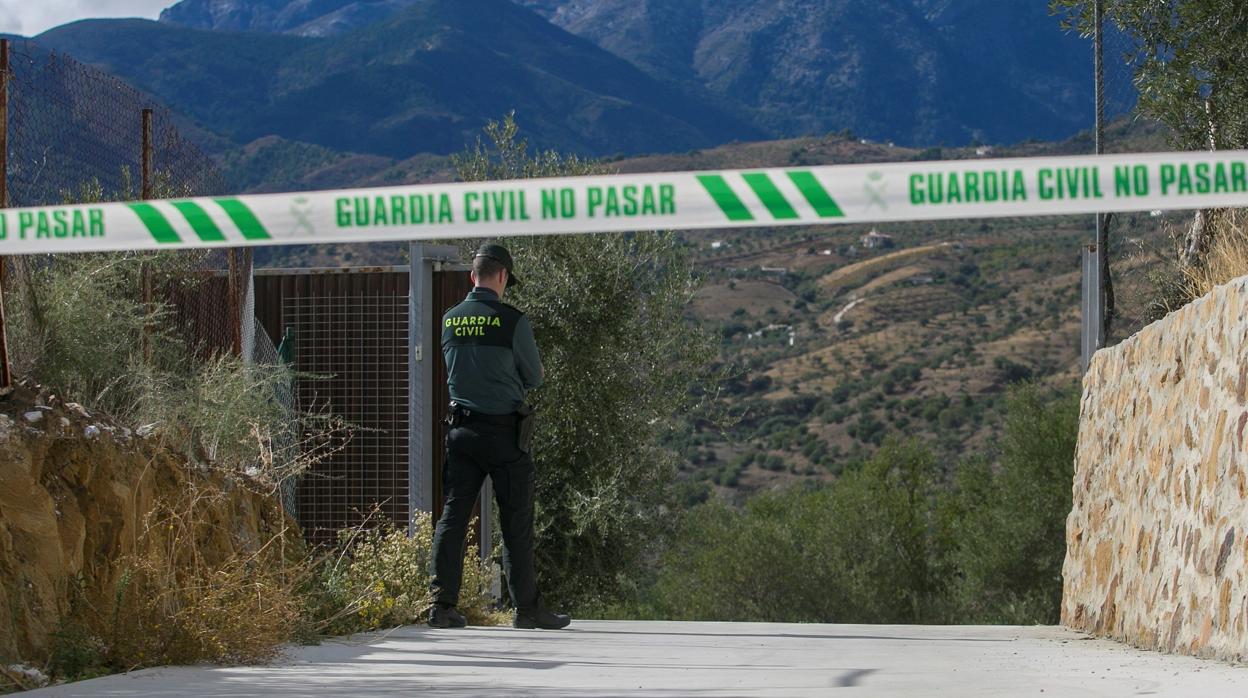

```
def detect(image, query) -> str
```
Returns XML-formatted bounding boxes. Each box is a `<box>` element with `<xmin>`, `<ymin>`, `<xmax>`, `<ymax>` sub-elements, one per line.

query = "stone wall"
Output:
<box><xmin>1063</xmin><ymin>276</ymin><xmax>1248</xmax><ymax>661</ymax></box>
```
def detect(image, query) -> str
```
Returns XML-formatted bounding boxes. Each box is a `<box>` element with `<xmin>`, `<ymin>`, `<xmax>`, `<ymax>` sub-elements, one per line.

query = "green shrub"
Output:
<box><xmin>7</xmin><ymin>250</ymin><xmax>347</xmax><ymax>486</ymax></box>
<box><xmin>307</xmin><ymin>514</ymin><xmax>506</xmax><ymax>636</ymax></box>
<box><xmin>649</xmin><ymin>441</ymin><xmax>950</xmax><ymax>623</ymax></box>
<box><xmin>941</xmin><ymin>382</ymin><xmax>1079</xmax><ymax>624</ymax></box>
<box><xmin>638</xmin><ymin>383</ymin><xmax>1079</xmax><ymax>626</ymax></box>
<box><xmin>3</xmin><ymin>172</ymin><xmax>348</xmax><ymax>487</ymax></box>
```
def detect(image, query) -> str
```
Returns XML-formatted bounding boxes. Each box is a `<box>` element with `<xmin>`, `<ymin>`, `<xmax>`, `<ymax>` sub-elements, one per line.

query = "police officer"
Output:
<box><xmin>427</xmin><ymin>242</ymin><xmax>571</xmax><ymax>630</ymax></box>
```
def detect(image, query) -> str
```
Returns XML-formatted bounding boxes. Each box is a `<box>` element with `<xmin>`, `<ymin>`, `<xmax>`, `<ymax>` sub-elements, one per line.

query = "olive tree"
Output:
<box><xmin>1053</xmin><ymin>0</ymin><xmax>1248</xmax><ymax>150</ymax></box>
<box><xmin>1052</xmin><ymin>0</ymin><xmax>1248</xmax><ymax>265</ymax></box>
<box><xmin>453</xmin><ymin>115</ymin><xmax>716</xmax><ymax>609</ymax></box>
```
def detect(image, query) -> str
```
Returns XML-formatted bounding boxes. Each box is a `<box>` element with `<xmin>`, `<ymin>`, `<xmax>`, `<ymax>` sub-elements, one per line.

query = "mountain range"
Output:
<box><xmin>512</xmin><ymin>0</ymin><xmax>1132</xmax><ymax>145</ymax></box>
<box><xmin>159</xmin><ymin>0</ymin><xmax>426</xmax><ymax>37</ymax></box>
<box><xmin>26</xmin><ymin>0</ymin><xmax>1135</xmax><ymax>165</ymax></box>
<box><xmin>38</xmin><ymin>0</ymin><xmax>756</xmax><ymax>159</ymax></box>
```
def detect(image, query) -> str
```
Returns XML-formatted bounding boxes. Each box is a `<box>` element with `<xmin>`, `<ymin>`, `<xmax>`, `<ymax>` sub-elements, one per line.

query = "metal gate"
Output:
<box><xmin>254</xmin><ymin>268</ymin><xmax>411</xmax><ymax>544</ymax></box>
<box><xmin>251</xmin><ymin>247</ymin><xmax>485</xmax><ymax>551</ymax></box>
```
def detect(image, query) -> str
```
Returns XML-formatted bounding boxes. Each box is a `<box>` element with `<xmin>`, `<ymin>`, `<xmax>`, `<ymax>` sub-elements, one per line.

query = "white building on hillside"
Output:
<box><xmin>860</xmin><ymin>229</ymin><xmax>894</xmax><ymax>249</ymax></box>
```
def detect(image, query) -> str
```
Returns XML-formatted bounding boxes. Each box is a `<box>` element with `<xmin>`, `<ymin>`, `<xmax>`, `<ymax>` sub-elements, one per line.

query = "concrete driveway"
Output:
<box><xmin>23</xmin><ymin>621</ymin><xmax>1248</xmax><ymax>697</ymax></box>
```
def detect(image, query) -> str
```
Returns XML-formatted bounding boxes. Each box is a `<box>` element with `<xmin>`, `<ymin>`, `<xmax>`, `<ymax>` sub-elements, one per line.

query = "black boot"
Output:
<box><xmin>427</xmin><ymin>604</ymin><xmax>467</xmax><ymax>629</ymax></box>
<box><xmin>514</xmin><ymin>606</ymin><xmax>571</xmax><ymax>630</ymax></box>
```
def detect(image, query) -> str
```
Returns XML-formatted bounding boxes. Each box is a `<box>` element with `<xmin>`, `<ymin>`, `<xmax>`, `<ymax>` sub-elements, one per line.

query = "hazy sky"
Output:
<box><xmin>0</xmin><ymin>0</ymin><xmax>173</xmax><ymax>37</ymax></box>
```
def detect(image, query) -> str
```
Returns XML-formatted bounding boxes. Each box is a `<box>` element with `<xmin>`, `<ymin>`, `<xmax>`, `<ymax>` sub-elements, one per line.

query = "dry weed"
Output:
<box><xmin>1124</xmin><ymin>210</ymin><xmax>1248</xmax><ymax>323</ymax></box>
<box><xmin>1180</xmin><ymin>210</ymin><xmax>1248</xmax><ymax>300</ymax></box>
<box><xmin>46</xmin><ymin>493</ymin><xmax>507</xmax><ymax>682</ymax></box>
<box><xmin>100</xmin><ymin>484</ymin><xmax>306</xmax><ymax>667</ymax></box>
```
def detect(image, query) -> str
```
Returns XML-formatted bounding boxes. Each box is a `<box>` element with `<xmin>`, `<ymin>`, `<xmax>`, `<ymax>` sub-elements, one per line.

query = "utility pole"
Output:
<box><xmin>1081</xmin><ymin>243</ymin><xmax>1101</xmax><ymax>374</ymax></box>
<box><xmin>1094</xmin><ymin>0</ymin><xmax>1114</xmax><ymax>347</ymax></box>
<box><xmin>1084</xmin><ymin>0</ymin><xmax>1111</xmax><ymax>370</ymax></box>
<box><xmin>0</xmin><ymin>39</ymin><xmax>13</xmax><ymax>390</ymax></box>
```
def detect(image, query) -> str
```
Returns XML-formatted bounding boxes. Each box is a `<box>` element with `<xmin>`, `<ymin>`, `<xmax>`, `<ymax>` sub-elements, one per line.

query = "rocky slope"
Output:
<box><xmin>0</xmin><ymin>383</ymin><xmax>290</xmax><ymax>664</ymax></box>
<box><xmin>160</xmin><ymin>0</ymin><xmax>425</xmax><ymax>37</ymax></box>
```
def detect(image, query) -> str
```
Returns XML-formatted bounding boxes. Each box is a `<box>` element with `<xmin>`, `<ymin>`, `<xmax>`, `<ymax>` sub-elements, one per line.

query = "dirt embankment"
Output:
<box><xmin>0</xmin><ymin>384</ymin><xmax>290</xmax><ymax>664</ymax></box>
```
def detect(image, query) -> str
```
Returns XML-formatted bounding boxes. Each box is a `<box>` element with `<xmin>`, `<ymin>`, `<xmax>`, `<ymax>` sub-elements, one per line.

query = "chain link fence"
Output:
<box><xmin>0</xmin><ymin>39</ymin><xmax>325</xmax><ymax>515</ymax></box>
<box><xmin>4</xmin><ymin>40</ymin><xmax>225</xmax><ymax>207</ymax></box>
<box><xmin>2</xmin><ymin>38</ymin><xmax>239</xmax><ymax>365</ymax></box>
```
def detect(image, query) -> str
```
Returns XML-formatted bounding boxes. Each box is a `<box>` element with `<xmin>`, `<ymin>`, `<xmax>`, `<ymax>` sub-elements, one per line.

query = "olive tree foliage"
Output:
<box><xmin>452</xmin><ymin>115</ymin><xmax>716</xmax><ymax>609</ymax></box>
<box><xmin>1053</xmin><ymin>0</ymin><xmax>1248</xmax><ymax>151</ymax></box>
<box><xmin>1052</xmin><ymin>0</ymin><xmax>1248</xmax><ymax>266</ymax></box>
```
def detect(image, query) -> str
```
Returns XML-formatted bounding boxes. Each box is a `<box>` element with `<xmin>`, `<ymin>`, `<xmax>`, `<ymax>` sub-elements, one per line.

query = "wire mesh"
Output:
<box><xmin>4</xmin><ymin>39</ymin><xmax>225</xmax><ymax>207</ymax></box>
<box><xmin>285</xmin><ymin>292</ymin><xmax>410</xmax><ymax>546</ymax></box>
<box><xmin>2</xmin><ymin>37</ymin><xmax>242</xmax><ymax>369</ymax></box>
<box><xmin>1101</xmin><ymin>22</ymin><xmax>1138</xmax><ymax>137</ymax></box>
<box><xmin>2</xmin><ymin>36</ymin><xmax>238</xmax><ymax>357</ymax></box>
<box><xmin>249</xmin><ymin>314</ymin><xmax>301</xmax><ymax>517</ymax></box>
<box><xmin>0</xmin><ymin>38</ymin><xmax>317</xmax><ymax>516</ymax></box>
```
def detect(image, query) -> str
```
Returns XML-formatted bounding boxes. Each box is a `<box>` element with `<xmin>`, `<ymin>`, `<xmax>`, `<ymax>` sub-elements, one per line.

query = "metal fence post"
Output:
<box><xmin>409</xmin><ymin>245</ymin><xmax>490</xmax><ymax>559</ymax></box>
<box><xmin>0</xmin><ymin>39</ymin><xmax>13</xmax><ymax>390</ymax></box>
<box><xmin>226</xmin><ymin>249</ymin><xmax>253</xmax><ymax>357</ymax></box>
<box><xmin>0</xmin><ymin>39</ymin><xmax>7</xmax><ymax>211</ymax></box>
<box><xmin>141</xmin><ymin>107</ymin><xmax>154</xmax><ymax>363</ymax></box>
<box><xmin>1081</xmin><ymin>243</ymin><xmax>1102</xmax><ymax>374</ymax></box>
<box><xmin>408</xmin><ymin>245</ymin><xmax>496</xmax><ymax>596</ymax></box>
<box><xmin>1081</xmin><ymin>0</ymin><xmax>1109</xmax><ymax>364</ymax></box>
<box><xmin>141</xmin><ymin>108</ymin><xmax>153</xmax><ymax>199</ymax></box>
<box><xmin>409</xmin><ymin>243</ymin><xmax>429</xmax><ymax>534</ymax></box>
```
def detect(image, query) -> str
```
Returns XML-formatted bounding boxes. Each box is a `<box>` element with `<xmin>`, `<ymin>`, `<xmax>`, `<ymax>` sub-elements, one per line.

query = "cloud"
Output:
<box><xmin>0</xmin><ymin>0</ymin><xmax>175</xmax><ymax>37</ymax></box>
<box><xmin>0</xmin><ymin>4</ymin><xmax>24</xmax><ymax>35</ymax></box>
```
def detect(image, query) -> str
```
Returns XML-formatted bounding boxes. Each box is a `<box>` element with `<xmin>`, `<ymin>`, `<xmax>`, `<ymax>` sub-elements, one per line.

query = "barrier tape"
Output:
<box><xmin>2</xmin><ymin>150</ymin><xmax>1247</xmax><ymax>256</ymax></box>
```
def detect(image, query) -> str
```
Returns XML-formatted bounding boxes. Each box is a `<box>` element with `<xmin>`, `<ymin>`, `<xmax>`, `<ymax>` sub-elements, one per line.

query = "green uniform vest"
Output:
<box><xmin>441</xmin><ymin>288</ymin><xmax>543</xmax><ymax>415</ymax></box>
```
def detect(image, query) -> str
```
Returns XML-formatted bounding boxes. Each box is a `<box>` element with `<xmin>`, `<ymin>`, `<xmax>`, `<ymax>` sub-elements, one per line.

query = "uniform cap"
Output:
<box><xmin>474</xmin><ymin>243</ymin><xmax>520</xmax><ymax>288</ymax></box>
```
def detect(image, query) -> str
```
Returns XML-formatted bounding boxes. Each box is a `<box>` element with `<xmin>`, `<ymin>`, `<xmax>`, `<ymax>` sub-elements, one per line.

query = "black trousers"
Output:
<box><xmin>430</xmin><ymin>419</ymin><xmax>540</xmax><ymax>611</ymax></box>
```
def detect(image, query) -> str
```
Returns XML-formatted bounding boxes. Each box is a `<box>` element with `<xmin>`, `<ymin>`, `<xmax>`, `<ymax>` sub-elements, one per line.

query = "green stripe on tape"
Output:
<box><xmin>127</xmin><ymin>203</ymin><xmax>181</xmax><ymax>244</ymax></box>
<box><xmin>697</xmin><ymin>175</ymin><xmax>754</xmax><ymax>221</ymax></box>
<box><xmin>743</xmin><ymin>173</ymin><xmax>799</xmax><ymax>220</ymax></box>
<box><xmin>171</xmin><ymin>201</ymin><xmax>227</xmax><ymax>242</ymax></box>
<box><xmin>787</xmin><ymin>171</ymin><xmax>845</xmax><ymax>218</ymax></box>
<box><xmin>215</xmin><ymin>198</ymin><xmax>271</xmax><ymax>240</ymax></box>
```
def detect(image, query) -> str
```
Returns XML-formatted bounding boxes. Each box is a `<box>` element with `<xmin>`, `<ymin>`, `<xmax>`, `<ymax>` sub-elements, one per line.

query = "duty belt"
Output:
<box><xmin>449</xmin><ymin>403</ymin><xmax>517</xmax><ymax>426</ymax></box>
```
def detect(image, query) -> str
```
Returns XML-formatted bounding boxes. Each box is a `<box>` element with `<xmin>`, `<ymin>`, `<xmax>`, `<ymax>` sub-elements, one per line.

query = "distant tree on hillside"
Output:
<box><xmin>638</xmin><ymin>383</ymin><xmax>1079</xmax><ymax>625</ymax></box>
